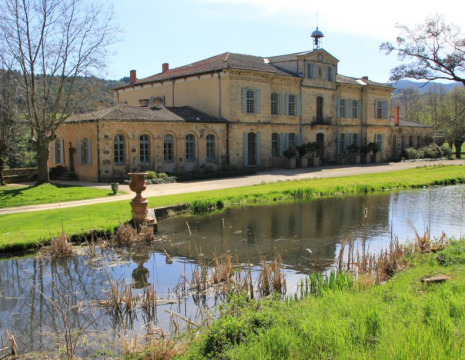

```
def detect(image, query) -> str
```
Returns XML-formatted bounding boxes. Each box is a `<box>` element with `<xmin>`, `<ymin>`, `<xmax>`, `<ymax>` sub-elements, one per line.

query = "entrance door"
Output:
<box><xmin>316</xmin><ymin>133</ymin><xmax>325</xmax><ymax>158</ymax></box>
<box><xmin>248</xmin><ymin>133</ymin><xmax>256</xmax><ymax>166</ymax></box>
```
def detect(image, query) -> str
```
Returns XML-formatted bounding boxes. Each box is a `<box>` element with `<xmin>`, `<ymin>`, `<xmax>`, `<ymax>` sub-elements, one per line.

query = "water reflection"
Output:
<box><xmin>1</xmin><ymin>185</ymin><xmax>465</xmax><ymax>356</ymax></box>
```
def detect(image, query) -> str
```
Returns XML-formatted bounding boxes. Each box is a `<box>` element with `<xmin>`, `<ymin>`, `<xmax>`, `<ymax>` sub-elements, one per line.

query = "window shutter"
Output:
<box><xmin>332</xmin><ymin>67</ymin><xmax>336</xmax><ymax>82</ymax></box>
<box><xmin>242</xmin><ymin>88</ymin><xmax>247</xmax><ymax>113</ymax></box>
<box><xmin>285</xmin><ymin>133</ymin><xmax>289</xmax><ymax>149</ymax></box>
<box><xmin>297</xmin><ymin>94</ymin><xmax>302</xmax><ymax>116</ymax></box>
<box><xmin>297</xmin><ymin>133</ymin><xmax>302</xmax><ymax>146</ymax></box>
<box><xmin>358</xmin><ymin>100</ymin><xmax>362</xmax><ymax>119</ymax></box>
<box><xmin>87</xmin><ymin>137</ymin><xmax>92</xmax><ymax>165</ymax></box>
<box><xmin>243</xmin><ymin>132</ymin><xmax>248</xmax><ymax>166</ymax></box>
<box><xmin>256</xmin><ymin>132</ymin><xmax>261</xmax><ymax>167</ymax></box>
<box><xmin>312</xmin><ymin>64</ymin><xmax>317</xmax><ymax>79</ymax></box>
<box><xmin>337</xmin><ymin>98</ymin><xmax>341</xmax><ymax>118</ymax></box>
<box><xmin>60</xmin><ymin>139</ymin><xmax>64</xmax><ymax>164</ymax></box>
<box><xmin>304</xmin><ymin>61</ymin><xmax>307</xmax><ymax>77</ymax></box>
<box><xmin>280</xmin><ymin>132</ymin><xmax>284</xmax><ymax>156</ymax></box>
<box><xmin>382</xmin><ymin>101</ymin><xmax>388</xmax><ymax>119</ymax></box>
<box><xmin>256</xmin><ymin>89</ymin><xmax>261</xmax><ymax>114</ymax></box>
<box><xmin>52</xmin><ymin>141</ymin><xmax>56</xmax><ymax>164</ymax></box>
<box><xmin>279</xmin><ymin>93</ymin><xmax>284</xmax><ymax>115</ymax></box>
<box><xmin>374</xmin><ymin>100</ymin><xmax>377</xmax><ymax>118</ymax></box>
<box><xmin>346</xmin><ymin>99</ymin><xmax>350</xmax><ymax>118</ymax></box>
<box><xmin>285</xmin><ymin>94</ymin><xmax>289</xmax><ymax>115</ymax></box>
<box><xmin>381</xmin><ymin>134</ymin><xmax>385</xmax><ymax>153</ymax></box>
<box><xmin>77</xmin><ymin>139</ymin><xmax>82</xmax><ymax>165</ymax></box>
<box><xmin>337</xmin><ymin>134</ymin><xmax>341</xmax><ymax>154</ymax></box>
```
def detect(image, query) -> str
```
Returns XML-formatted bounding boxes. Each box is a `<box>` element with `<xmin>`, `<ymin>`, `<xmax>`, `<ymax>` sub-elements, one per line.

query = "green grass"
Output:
<box><xmin>0</xmin><ymin>183</ymin><xmax>119</xmax><ymax>208</ymax></box>
<box><xmin>1</xmin><ymin>165</ymin><xmax>465</xmax><ymax>252</ymax></box>
<box><xmin>178</xmin><ymin>239</ymin><xmax>465</xmax><ymax>359</ymax></box>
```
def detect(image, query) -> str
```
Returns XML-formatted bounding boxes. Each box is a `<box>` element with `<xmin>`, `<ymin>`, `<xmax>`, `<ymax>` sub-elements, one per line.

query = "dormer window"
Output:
<box><xmin>326</xmin><ymin>66</ymin><xmax>333</xmax><ymax>81</ymax></box>
<box><xmin>306</xmin><ymin>62</ymin><xmax>314</xmax><ymax>78</ymax></box>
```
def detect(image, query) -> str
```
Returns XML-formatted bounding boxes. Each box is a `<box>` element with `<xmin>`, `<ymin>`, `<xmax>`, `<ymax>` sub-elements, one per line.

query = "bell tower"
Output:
<box><xmin>311</xmin><ymin>27</ymin><xmax>324</xmax><ymax>49</ymax></box>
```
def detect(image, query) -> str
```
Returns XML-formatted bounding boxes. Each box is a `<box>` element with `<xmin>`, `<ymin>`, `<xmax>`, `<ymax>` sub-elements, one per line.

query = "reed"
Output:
<box><xmin>47</xmin><ymin>232</ymin><xmax>74</xmax><ymax>258</ymax></box>
<box><xmin>257</xmin><ymin>256</ymin><xmax>286</xmax><ymax>296</ymax></box>
<box><xmin>114</xmin><ymin>223</ymin><xmax>154</xmax><ymax>246</ymax></box>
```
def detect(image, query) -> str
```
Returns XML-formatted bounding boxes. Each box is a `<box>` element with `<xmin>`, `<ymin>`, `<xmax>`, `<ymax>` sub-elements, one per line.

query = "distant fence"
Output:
<box><xmin>2</xmin><ymin>167</ymin><xmax>38</xmax><ymax>183</ymax></box>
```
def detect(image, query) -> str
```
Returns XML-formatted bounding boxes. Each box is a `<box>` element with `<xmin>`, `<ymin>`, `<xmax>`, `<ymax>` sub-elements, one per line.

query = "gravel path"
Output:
<box><xmin>1</xmin><ymin>160</ymin><xmax>464</xmax><ymax>215</ymax></box>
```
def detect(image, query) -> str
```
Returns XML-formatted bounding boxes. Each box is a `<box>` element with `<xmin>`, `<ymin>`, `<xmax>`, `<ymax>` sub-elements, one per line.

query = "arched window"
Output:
<box><xmin>139</xmin><ymin>134</ymin><xmax>151</xmax><ymax>163</ymax></box>
<box><xmin>114</xmin><ymin>134</ymin><xmax>125</xmax><ymax>164</ymax></box>
<box><xmin>206</xmin><ymin>134</ymin><xmax>215</xmax><ymax>160</ymax></box>
<box><xmin>186</xmin><ymin>134</ymin><xmax>195</xmax><ymax>162</ymax></box>
<box><xmin>164</xmin><ymin>134</ymin><xmax>174</xmax><ymax>162</ymax></box>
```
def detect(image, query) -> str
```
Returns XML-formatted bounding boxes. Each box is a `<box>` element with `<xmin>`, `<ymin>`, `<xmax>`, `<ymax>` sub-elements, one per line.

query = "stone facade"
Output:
<box><xmin>49</xmin><ymin>43</ymin><xmax>433</xmax><ymax>182</ymax></box>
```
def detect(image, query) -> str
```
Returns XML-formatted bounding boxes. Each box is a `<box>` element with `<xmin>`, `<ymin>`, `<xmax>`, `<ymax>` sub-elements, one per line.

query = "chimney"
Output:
<box><xmin>362</xmin><ymin>76</ymin><xmax>369</xmax><ymax>82</ymax></box>
<box><xmin>395</xmin><ymin>106</ymin><xmax>400</xmax><ymax>126</ymax></box>
<box><xmin>130</xmin><ymin>69</ymin><xmax>137</xmax><ymax>83</ymax></box>
<box><xmin>162</xmin><ymin>63</ymin><xmax>169</xmax><ymax>73</ymax></box>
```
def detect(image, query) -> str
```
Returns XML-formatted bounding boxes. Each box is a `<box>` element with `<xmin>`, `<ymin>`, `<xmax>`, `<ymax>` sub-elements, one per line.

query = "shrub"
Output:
<box><xmin>283</xmin><ymin>147</ymin><xmax>297</xmax><ymax>159</ymax></box>
<box><xmin>157</xmin><ymin>172</ymin><xmax>169</xmax><ymax>179</ymax></box>
<box><xmin>146</xmin><ymin>171</ymin><xmax>157</xmax><ymax>180</ymax></box>
<box><xmin>441</xmin><ymin>145</ymin><xmax>453</xmax><ymax>159</ymax></box>
<box><xmin>404</xmin><ymin>147</ymin><xmax>418</xmax><ymax>160</ymax></box>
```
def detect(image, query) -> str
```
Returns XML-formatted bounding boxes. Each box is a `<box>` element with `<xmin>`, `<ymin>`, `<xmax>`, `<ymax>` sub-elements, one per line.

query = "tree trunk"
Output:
<box><xmin>0</xmin><ymin>158</ymin><xmax>4</xmax><ymax>186</ymax></box>
<box><xmin>454</xmin><ymin>141</ymin><xmax>463</xmax><ymax>159</ymax></box>
<box><xmin>36</xmin><ymin>138</ymin><xmax>51</xmax><ymax>185</ymax></box>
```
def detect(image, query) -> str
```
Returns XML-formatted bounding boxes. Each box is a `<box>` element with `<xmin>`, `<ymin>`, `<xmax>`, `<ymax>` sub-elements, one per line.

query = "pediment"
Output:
<box><xmin>298</xmin><ymin>49</ymin><xmax>339</xmax><ymax>64</ymax></box>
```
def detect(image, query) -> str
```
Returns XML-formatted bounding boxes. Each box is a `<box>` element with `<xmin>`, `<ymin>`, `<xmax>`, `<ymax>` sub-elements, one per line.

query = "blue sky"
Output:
<box><xmin>105</xmin><ymin>0</ymin><xmax>464</xmax><ymax>83</ymax></box>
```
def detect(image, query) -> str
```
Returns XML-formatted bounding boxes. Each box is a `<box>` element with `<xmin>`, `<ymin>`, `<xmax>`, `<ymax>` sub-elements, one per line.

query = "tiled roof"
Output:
<box><xmin>64</xmin><ymin>104</ymin><xmax>226</xmax><ymax>123</ymax></box>
<box><xmin>337</xmin><ymin>74</ymin><xmax>393</xmax><ymax>89</ymax></box>
<box><xmin>115</xmin><ymin>52</ymin><xmax>293</xmax><ymax>89</ymax></box>
<box><xmin>396</xmin><ymin>118</ymin><xmax>432</xmax><ymax>128</ymax></box>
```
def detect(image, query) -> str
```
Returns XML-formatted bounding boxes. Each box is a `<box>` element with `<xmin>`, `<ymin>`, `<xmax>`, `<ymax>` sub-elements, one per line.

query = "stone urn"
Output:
<box><xmin>128</xmin><ymin>172</ymin><xmax>149</xmax><ymax>224</ymax></box>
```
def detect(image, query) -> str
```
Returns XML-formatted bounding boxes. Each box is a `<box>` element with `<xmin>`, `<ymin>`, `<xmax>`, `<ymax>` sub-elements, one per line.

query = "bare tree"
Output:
<box><xmin>0</xmin><ymin>0</ymin><xmax>117</xmax><ymax>184</ymax></box>
<box><xmin>0</xmin><ymin>68</ymin><xmax>19</xmax><ymax>185</ymax></box>
<box><xmin>380</xmin><ymin>14</ymin><xmax>465</xmax><ymax>86</ymax></box>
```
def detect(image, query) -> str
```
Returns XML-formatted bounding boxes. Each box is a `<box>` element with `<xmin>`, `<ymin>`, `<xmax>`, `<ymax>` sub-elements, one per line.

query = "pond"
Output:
<box><xmin>1</xmin><ymin>185</ymin><xmax>465</xmax><ymax>357</ymax></box>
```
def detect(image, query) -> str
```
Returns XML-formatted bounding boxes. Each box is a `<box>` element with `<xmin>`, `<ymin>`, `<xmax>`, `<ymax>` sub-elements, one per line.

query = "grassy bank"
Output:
<box><xmin>1</xmin><ymin>165</ymin><xmax>465</xmax><ymax>252</ymax></box>
<box><xmin>171</xmin><ymin>238</ymin><xmax>465</xmax><ymax>359</ymax></box>
<box><xmin>0</xmin><ymin>183</ymin><xmax>119</xmax><ymax>208</ymax></box>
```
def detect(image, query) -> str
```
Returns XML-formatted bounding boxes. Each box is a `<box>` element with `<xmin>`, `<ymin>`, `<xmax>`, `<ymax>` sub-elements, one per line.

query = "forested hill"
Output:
<box><xmin>69</xmin><ymin>76</ymin><xmax>125</xmax><ymax>113</ymax></box>
<box><xmin>391</xmin><ymin>80</ymin><xmax>461</xmax><ymax>94</ymax></box>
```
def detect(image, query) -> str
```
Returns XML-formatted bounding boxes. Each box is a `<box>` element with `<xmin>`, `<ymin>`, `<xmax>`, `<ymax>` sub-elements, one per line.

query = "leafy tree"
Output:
<box><xmin>0</xmin><ymin>0</ymin><xmax>117</xmax><ymax>184</ymax></box>
<box><xmin>380</xmin><ymin>14</ymin><xmax>465</xmax><ymax>85</ymax></box>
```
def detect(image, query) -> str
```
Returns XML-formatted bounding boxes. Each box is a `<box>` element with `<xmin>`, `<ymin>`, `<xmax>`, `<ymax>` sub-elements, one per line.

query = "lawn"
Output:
<box><xmin>177</xmin><ymin>239</ymin><xmax>465</xmax><ymax>359</ymax></box>
<box><xmin>0</xmin><ymin>165</ymin><xmax>464</xmax><ymax>252</ymax></box>
<box><xmin>0</xmin><ymin>183</ymin><xmax>120</xmax><ymax>208</ymax></box>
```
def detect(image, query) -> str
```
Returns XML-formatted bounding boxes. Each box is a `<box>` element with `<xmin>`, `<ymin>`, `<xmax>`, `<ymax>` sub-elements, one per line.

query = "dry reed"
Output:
<box><xmin>257</xmin><ymin>256</ymin><xmax>286</xmax><ymax>296</ymax></box>
<box><xmin>114</xmin><ymin>223</ymin><xmax>154</xmax><ymax>246</ymax></box>
<box><xmin>47</xmin><ymin>232</ymin><xmax>74</xmax><ymax>258</ymax></box>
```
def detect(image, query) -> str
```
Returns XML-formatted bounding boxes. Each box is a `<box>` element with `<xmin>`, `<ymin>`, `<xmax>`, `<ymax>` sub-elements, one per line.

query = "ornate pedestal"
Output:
<box><xmin>128</xmin><ymin>172</ymin><xmax>150</xmax><ymax>224</ymax></box>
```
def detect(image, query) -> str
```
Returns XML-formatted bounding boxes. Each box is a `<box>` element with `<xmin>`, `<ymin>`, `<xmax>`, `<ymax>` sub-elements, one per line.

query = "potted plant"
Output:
<box><xmin>360</xmin><ymin>144</ymin><xmax>370</xmax><ymax>164</ymax></box>
<box><xmin>283</xmin><ymin>147</ymin><xmax>297</xmax><ymax>169</ymax></box>
<box><xmin>110</xmin><ymin>182</ymin><xmax>119</xmax><ymax>195</ymax></box>
<box><xmin>296</xmin><ymin>143</ymin><xmax>309</xmax><ymax>168</ymax></box>
<box><xmin>346</xmin><ymin>143</ymin><xmax>361</xmax><ymax>164</ymax></box>
<box><xmin>308</xmin><ymin>141</ymin><xmax>321</xmax><ymax>167</ymax></box>
<box><xmin>369</xmin><ymin>142</ymin><xmax>379</xmax><ymax>163</ymax></box>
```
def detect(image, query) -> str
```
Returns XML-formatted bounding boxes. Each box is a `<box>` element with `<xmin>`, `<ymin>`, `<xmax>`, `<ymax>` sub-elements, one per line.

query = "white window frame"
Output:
<box><xmin>186</xmin><ymin>134</ymin><xmax>195</xmax><ymax>162</ymax></box>
<box><xmin>114</xmin><ymin>134</ymin><xmax>125</xmax><ymax>165</ymax></box>
<box><xmin>206</xmin><ymin>134</ymin><xmax>215</xmax><ymax>161</ymax></box>
<box><xmin>139</xmin><ymin>134</ymin><xmax>151</xmax><ymax>163</ymax></box>
<box><xmin>164</xmin><ymin>134</ymin><xmax>174</xmax><ymax>162</ymax></box>
<box><xmin>288</xmin><ymin>94</ymin><xmax>296</xmax><ymax>116</ymax></box>
<box><xmin>271</xmin><ymin>93</ymin><xmax>279</xmax><ymax>115</ymax></box>
<box><xmin>246</xmin><ymin>90</ymin><xmax>255</xmax><ymax>114</ymax></box>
